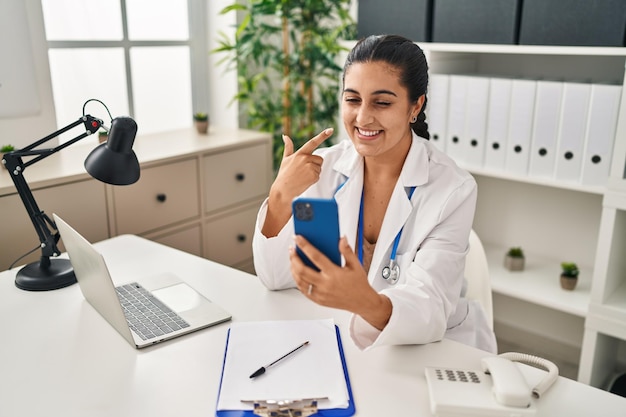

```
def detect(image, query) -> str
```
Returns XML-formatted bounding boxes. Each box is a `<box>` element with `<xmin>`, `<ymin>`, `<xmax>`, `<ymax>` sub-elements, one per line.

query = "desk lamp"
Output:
<box><xmin>2</xmin><ymin>99</ymin><xmax>140</xmax><ymax>291</ymax></box>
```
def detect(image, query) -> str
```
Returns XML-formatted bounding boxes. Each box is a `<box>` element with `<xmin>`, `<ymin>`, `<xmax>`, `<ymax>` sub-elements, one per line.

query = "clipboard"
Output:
<box><xmin>215</xmin><ymin>324</ymin><xmax>355</xmax><ymax>417</ymax></box>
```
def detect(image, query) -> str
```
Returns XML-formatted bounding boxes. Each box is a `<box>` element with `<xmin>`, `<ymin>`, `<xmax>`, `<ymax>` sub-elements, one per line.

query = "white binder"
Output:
<box><xmin>505</xmin><ymin>79</ymin><xmax>536</xmax><ymax>175</ymax></box>
<box><xmin>446</xmin><ymin>75</ymin><xmax>469</xmax><ymax>164</ymax></box>
<box><xmin>528</xmin><ymin>80</ymin><xmax>564</xmax><ymax>179</ymax></box>
<box><xmin>554</xmin><ymin>82</ymin><xmax>592</xmax><ymax>183</ymax></box>
<box><xmin>580</xmin><ymin>84</ymin><xmax>622</xmax><ymax>186</ymax></box>
<box><xmin>463</xmin><ymin>76</ymin><xmax>490</xmax><ymax>168</ymax></box>
<box><xmin>427</xmin><ymin>73</ymin><xmax>449</xmax><ymax>152</ymax></box>
<box><xmin>484</xmin><ymin>77</ymin><xmax>513</xmax><ymax>171</ymax></box>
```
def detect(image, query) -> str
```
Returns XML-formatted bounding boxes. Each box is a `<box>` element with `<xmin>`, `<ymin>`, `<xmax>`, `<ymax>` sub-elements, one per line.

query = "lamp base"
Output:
<box><xmin>15</xmin><ymin>258</ymin><xmax>77</xmax><ymax>291</ymax></box>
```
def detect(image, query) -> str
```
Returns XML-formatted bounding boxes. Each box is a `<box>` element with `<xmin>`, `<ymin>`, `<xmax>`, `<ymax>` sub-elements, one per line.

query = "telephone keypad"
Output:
<box><xmin>434</xmin><ymin>368</ymin><xmax>482</xmax><ymax>383</ymax></box>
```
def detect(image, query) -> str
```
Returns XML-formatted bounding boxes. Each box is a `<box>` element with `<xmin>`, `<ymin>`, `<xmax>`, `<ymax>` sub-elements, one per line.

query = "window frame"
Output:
<box><xmin>44</xmin><ymin>0</ymin><xmax>209</xmax><ymax>123</ymax></box>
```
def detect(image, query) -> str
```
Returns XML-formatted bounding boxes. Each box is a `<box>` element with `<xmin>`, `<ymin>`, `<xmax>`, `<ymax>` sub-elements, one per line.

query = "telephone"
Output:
<box><xmin>425</xmin><ymin>352</ymin><xmax>559</xmax><ymax>417</ymax></box>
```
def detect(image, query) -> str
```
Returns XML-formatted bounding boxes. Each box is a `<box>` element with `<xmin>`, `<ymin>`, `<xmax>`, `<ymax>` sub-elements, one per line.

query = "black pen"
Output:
<box><xmin>249</xmin><ymin>341</ymin><xmax>310</xmax><ymax>378</ymax></box>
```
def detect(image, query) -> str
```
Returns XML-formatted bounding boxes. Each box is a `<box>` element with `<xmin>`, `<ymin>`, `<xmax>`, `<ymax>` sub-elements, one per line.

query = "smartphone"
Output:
<box><xmin>292</xmin><ymin>197</ymin><xmax>341</xmax><ymax>270</ymax></box>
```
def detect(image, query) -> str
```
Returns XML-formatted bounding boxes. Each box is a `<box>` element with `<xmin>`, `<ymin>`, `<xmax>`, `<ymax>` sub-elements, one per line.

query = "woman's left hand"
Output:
<box><xmin>289</xmin><ymin>235</ymin><xmax>393</xmax><ymax>330</ymax></box>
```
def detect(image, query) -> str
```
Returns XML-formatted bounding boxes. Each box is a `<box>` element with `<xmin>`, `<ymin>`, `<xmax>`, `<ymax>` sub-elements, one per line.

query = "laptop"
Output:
<box><xmin>53</xmin><ymin>213</ymin><xmax>232</xmax><ymax>348</ymax></box>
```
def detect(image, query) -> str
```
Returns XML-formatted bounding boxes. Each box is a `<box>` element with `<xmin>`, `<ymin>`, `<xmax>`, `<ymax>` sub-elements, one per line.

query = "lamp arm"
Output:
<box><xmin>3</xmin><ymin>115</ymin><xmax>104</xmax><ymax>265</ymax></box>
<box><xmin>6</xmin><ymin>167</ymin><xmax>59</xmax><ymax>264</ymax></box>
<box><xmin>15</xmin><ymin>115</ymin><xmax>103</xmax><ymax>169</ymax></box>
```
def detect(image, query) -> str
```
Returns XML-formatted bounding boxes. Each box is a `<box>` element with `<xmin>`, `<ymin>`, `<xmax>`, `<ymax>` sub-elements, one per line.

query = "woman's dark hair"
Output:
<box><xmin>343</xmin><ymin>34</ymin><xmax>430</xmax><ymax>139</ymax></box>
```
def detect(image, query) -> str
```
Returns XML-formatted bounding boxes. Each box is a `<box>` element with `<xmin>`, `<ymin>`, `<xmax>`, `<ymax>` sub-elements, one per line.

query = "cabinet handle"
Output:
<box><xmin>235</xmin><ymin>173</ymin><xmax>245</xmax><ymax>182</ymax></box>
<box><xmin>156</xmin><ymin>193</ymin><xmax>167</xmax><ymax>203</ymax></box>
<box><xmin>237</xmin><ymin>234</ymin><xmax>247</xmax><ymax>243</ymax></box>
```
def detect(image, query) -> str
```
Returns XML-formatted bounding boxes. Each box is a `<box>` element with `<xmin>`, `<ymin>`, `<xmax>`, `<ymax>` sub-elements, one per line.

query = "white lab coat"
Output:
<box><xmin>252</xmin><ymin>132</ymin><xmax>497</xmax><ymax>353</ymax></box>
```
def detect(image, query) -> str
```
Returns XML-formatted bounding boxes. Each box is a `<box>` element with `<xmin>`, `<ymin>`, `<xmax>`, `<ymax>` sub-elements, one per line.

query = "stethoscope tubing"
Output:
<box><xmin>357</xmin><ymin>186</ymin><xmax>416</xmax><ymax>285</ymax></box>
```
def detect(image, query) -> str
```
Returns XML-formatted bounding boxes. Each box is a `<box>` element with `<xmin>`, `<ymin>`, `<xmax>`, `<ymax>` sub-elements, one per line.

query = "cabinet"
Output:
<box><xmin>0</xmin><ymin>127</ymin><xmax>272</xmax><ymax>274</ymax></box>
<box><xmin>0</xmin><ymin>178</ymin><xmax>109</xmax><ymax>270</ymax></box>
<box><xmin>579</xmin><ymin>178</ymin><xmax>626</xmax><ymax>385</ymax></box>
<box><xmin>339</xmin><ymin>41</ymin><xmax>626</xmax><ymax>388</ymax></box>
<box><xmin>111</xmin><ymin>158</ymin><xmax>201</xmax><ymax>237</ymax></box>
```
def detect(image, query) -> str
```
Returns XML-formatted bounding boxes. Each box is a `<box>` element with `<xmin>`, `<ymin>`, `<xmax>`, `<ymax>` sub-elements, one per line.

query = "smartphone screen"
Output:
<box><xmin>292</xmin><ymin>197</ymin><xmax>341</xmax><ymax>270</ymax></box>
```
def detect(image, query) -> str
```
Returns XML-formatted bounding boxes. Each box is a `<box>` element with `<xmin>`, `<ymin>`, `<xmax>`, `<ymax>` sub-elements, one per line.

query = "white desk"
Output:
<box><xmin>1</xmin><ymin>235</ymin><xmax>624</xmax><ymax>416</ymax></box>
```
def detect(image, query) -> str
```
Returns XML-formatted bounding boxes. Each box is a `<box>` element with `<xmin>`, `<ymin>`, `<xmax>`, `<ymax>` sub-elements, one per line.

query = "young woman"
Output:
<box><xmin>252</xmin><ymin>34</ymin><xmax>497</xmax><ymax>353</ymax></box>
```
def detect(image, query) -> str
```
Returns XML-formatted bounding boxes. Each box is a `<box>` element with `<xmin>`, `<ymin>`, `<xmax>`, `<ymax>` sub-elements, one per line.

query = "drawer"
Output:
<box><xmin>202</xmin><ymin>144</ymin><xmax>270</xmax><ymax>213</ymax></box>
<box><xmin>0</xmin><ymin>179</ymin><xmax>108</xmax><ymax>270</ymax></box>
<box><xmin>113</xmin><ymin>158</ymin><xmax>200</xmax><ymax>235</ymax></box>
<box><xmin>146</xmin><ymin>223</ymin><xmax>202</xmax><ymax>257</ymax></box>
<box><xmin>204</xmin><ymin>205</ymin><xmax>259</xmax><ymax>266</ymax></box>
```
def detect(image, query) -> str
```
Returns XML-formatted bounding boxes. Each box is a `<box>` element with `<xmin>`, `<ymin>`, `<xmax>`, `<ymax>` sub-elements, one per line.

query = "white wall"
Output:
<box><xmin>0</xmin><ymin>1</ymin><xmax>56</xmax><ymax>149</ymax></box>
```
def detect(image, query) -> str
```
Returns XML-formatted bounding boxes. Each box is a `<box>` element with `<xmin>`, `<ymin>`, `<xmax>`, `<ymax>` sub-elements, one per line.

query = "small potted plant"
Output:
<box><xmin>98</xmin><ymin>130</ymin><xmax>108</xmax><ymax>143</ymax></box>
<box><xmin>1</xmin><ymin>144</ymin><xmax>15</xmax><ymax>170</ymax></box>
<box><xmin>504</xmin><ymin>247</ymin><xmax>525</xmax><ymax>271</ymax></box>
<box><xmin>560</xmin><ymin>262</ymin><xmax>579</xmax><ymax>290</ymax></box>
<box><xmin>193</xmin><ymin>112</ymin><xmax>209</xmax><ymax>134</ymax></box>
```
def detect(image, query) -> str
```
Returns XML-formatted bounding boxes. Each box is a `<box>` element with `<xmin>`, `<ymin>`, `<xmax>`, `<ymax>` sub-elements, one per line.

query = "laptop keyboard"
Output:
<box><xmin>115</xmin><ymin>282</ymin><xmax>190</xmax><ymax>341</ymax></box>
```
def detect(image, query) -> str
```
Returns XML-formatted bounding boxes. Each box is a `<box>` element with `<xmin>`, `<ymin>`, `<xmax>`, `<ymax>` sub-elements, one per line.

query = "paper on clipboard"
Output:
<box><xmin>216</xmin><ymin>319</ymin><xmax>349</xmax><ymax>412</ymax></box>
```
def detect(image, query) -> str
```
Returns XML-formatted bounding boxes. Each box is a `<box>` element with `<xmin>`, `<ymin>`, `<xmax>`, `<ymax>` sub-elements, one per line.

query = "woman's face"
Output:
<box><xmin>342</xmin><ymin>61</ymin><xmax>423</xmax><ymax>161</ymax></box>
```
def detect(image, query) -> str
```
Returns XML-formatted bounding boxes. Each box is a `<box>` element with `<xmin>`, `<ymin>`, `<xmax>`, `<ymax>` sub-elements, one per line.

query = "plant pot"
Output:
<box><xmin>560</xmin><ymin>274</ymin><xmax>578</xmax><ymax>291</ymax></box>
<box><xmin>98</xmin><ymin>134</ymin><xmax>108</xmax><ymax>144</ymax></box>
<box><xmin>195</xmin><ymin>120</ymin><xmax>209</xmax><ymax>134</ymax></box>
<box><xmin>504</xmin><ymin>255</ymin><xmax>525</xmax><ymax>271</ymax></box>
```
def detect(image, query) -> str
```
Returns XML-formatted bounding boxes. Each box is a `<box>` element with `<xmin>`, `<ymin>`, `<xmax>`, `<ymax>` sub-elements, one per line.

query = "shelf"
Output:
<box><xmin>485</xmin><ymin>244</ymin><xmax>591</xmax><ymax>317</ymax></box>
<box><xmin>416</xmin><ymin>42</ymin><xmax>626</xmax><ymax>57</ymax></box>
<box><xmin>340</xmin><ymin>40</ymin><xmax>626</xmax><ymax>57</ymax></box>
<box><xmin>466</xmin><ymin>166</ymin><xmax>605</xmax><ymax>195</ymax></box>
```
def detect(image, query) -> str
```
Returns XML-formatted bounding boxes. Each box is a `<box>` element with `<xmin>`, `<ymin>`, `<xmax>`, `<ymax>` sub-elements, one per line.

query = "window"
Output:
<box><xmin>41</xmin><ymin>0</ymin><xmax>207</xmax><ymax>139</ymax></box>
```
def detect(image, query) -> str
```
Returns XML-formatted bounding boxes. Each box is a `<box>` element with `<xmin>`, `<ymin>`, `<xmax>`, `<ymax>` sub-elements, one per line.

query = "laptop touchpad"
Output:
<box><xmin>152</xmin><ymin>283</ymin><xmax>206</xmax><ymax>312</ymax></box>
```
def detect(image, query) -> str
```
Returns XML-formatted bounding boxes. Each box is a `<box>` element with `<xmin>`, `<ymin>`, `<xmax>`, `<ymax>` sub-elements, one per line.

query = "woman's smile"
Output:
<box><xmin>356</xmin><ymin>127</ymin><xmax>382</xmax><ymax>139</ymax></box>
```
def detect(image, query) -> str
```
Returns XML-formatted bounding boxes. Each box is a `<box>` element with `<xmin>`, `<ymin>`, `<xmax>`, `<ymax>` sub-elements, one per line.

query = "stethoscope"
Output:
<box><xmin>356</xmin><ymin>186</ymin><xmax>416</xmax><ymax>285</ymax></box>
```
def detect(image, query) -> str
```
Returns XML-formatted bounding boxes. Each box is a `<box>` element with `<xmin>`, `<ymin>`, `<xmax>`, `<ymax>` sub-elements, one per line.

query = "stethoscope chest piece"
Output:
<box><xmin>382</xmin><ymin>262</ymin><xmax>400</xmax><ymax>285</ymax></box>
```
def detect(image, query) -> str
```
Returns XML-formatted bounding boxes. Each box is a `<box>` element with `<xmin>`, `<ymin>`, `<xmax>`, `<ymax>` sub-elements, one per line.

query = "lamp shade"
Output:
<box><xmin>85</xmin><ymin>116</ymin><xmax>140</xmax><ymax>185</ymax></box>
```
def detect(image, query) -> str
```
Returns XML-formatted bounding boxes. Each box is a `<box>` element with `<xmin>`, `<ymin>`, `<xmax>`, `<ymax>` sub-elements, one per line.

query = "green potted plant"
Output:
<box><xmin>193</xmin><ymin>112</ymin><xmax>209</xmax><ymax>134</ymax></box>
<box><xmin>1</xmin><ymin>144</ymin><xmax>15</xmax><ymax>170</ymax></box>
<box><xmin>504</xmin><ymin>247</ymin><xmax>525</xmax><ymax>271</ymax></box>
<box><xmin>214</xmin><ymin>0</ymin><xmax>355</xmax><ymax>170</ymax></box>
<box><xmin>560</xmin><ymin>262</ymin><xmax>579</xmax><ymax>290</ymax></box>
<box><xmin>98</xmin><ymin>130</ymin><xmax>108</xmax><ymax>143</ymax></box>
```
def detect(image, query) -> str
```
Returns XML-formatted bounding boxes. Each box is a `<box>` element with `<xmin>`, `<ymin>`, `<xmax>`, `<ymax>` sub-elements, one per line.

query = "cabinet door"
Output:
<box><xmin>202</xmin><ymin>144</ymin><xmax>270</xmax><ymax>213</ymax></box>
<box><xmin>146</xmin><ymin>223</ymin><xmax>203</xmax><ymax>257</ymax></box>
<box><xmin>204</xmin><ymin>205</ymin><xmax>259</xmax><ymax>267</ymax></box>
<box><xmin>0</xmin><ymin>179</ymin><xmax>108</xmax><ymax>270</ymax></box>
<box><xmin>113</xmin><ymin>158</ymin><xmax>200</xmax><ymax>235</ymax></box>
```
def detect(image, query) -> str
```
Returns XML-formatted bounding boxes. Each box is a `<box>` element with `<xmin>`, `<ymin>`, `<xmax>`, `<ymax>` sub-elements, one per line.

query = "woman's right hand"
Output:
<box><xmin>261</xmin><ymin>128</ymin><xmax>334</xmax><ymax>237</ymax></box>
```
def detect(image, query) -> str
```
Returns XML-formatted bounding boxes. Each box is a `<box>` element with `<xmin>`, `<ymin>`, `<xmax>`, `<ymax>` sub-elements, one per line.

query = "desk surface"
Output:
<box><xmin>1</xmin><ymin>235</ymin><xmax>624</xmax><ymax>417</ymax></box>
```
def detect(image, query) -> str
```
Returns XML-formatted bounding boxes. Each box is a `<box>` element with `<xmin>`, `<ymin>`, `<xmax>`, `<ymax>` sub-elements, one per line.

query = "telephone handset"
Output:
<box><xmin>425</xmin><ymin>352</ymin><xmax>559</xmax><ymax>417</ymax></box>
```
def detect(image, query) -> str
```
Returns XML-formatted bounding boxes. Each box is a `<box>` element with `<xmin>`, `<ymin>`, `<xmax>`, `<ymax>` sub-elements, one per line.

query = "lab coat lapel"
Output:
<box><xmin>332</xmin><ymin>151</ymin><xmax>363</xmax><ymax>252</ymax></box>
<box><xmin>370</xmin><ymin>135</ymin><xmax>430</xmax><ymax>273</ymax></box>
